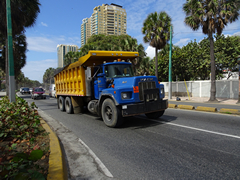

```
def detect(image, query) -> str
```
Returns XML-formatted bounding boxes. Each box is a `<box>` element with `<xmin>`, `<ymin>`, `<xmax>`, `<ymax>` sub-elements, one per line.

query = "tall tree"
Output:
<box><xmin>142</xmin><ymin>11</ymin><xmax>172</xmax><ymax>79</ymax></box>
<box><xmin>0</xmin><ymin>0</ymin><xmax>41</xmax><ymax>95</ymax></box>
<box><xmin>79</xmin><ymin>34</ymin><xmax>146</xmax><ymax>72</ymax></box>
<box><xmin>43</xmin><ymin>67</ymin><xmax>56</xmax><ymax>88</ymax></box>
<box><xmin>0</xmin><ymin>33</ymin><xmax>27</xmax><ymax>79</ymax></box>
<box><xmin>183</xmin><ymin>0</ymin><xmax>240</xmax><ymax>101</ymax></box>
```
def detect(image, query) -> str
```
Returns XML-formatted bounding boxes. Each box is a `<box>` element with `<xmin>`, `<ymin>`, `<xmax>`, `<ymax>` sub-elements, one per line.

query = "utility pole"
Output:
<box><xmin>168</xmin><ymin>26</ymin><xmax>172</xmax><ymax>100</ymax></box>
<box><xmin>237</xmin><ymin>55</ymin><xmax>240</xmax><ymax>104</ymax></box>
<box><xmin>6</xmin><ymin>0</ymin><xmax>15</xmax><ymax>102</ymax></box>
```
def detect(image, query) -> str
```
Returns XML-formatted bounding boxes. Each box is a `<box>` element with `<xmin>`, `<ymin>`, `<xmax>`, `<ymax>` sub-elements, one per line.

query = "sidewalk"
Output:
<box><xmin>166</xmin><ymin>96</ymin><xmax>239</xmax><ymax>105</ymax></box>
<box><xmin>166</xmin><ymin>96</ymin><xmax>240</xmax><ymax>115</ymax></box>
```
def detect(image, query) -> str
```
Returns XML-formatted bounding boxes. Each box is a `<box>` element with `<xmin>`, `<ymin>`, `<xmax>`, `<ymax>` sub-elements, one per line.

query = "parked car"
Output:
<box><xmin>31</xmin><ymin>87</ymin><xmax>46</xmax><ymax>100</ymax></box>
<box><xmin>20</xmin><ymin>87</ymin><xmax>30</xmax><ymax>94</ymax></box>
<box><xmin>49</xmin><ymin>84</ymin><xmax>56</xmax><ymax>98</ymax></box>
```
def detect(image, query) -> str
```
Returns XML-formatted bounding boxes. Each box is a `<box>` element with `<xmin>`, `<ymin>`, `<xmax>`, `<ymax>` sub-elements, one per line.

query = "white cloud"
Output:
<box><xmin>145</xmin><ymin>46</ymin><xmax>156</xmax><ymax>59</ymax></box>
<box><xmin>41</xmin><ymin>22</ymin><xmax>48</xmax><ymax>27</ymax></box>
<box><xmin>26</xmin><ymin>35</ymin><xmax>81</xmax><ymax>53</ymax></box>
<box><xmin>233</xmin><ymin>31</ymin><xmax>240</xmax><ymax>36</ymax></box>
<box><xmin>27</xmin><ymin>37</ymin><xmax>56</xmax><ymax>52</ymax></box>
<box><xmin>174</xmin><ymin>38</ymin><xmax>191</xmax><ymax>47</ymax></box>
<box><xmin>22</xmin><ymin>59</ymin><xmax>57</xmax><ymax>83</ymax></box>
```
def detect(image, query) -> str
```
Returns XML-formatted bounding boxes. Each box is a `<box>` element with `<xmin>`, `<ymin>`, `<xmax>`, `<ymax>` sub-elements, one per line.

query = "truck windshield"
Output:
<box><xmin>105</xmin><ymin>64</ymin><xmax>134</xmax><ymax>78</ymax></box>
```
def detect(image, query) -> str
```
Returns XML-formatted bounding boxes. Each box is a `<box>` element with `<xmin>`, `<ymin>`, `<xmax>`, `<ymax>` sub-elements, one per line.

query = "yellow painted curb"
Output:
<box><xmin>168</xmin><ymin>104</ymin><xmax>177</xmax><ymax>108</ymax></box>
<box><xmin>40</xmin><ymin>119</ymin><xmax>67</xmax><ymax>180</ymax></box>
<box><xmin>178</xmin><ymin>105</ymin><xmax>194</xmax><ymax>110</ymax></box>
<box><xmin>196</xmin><ymin>106</ymin><xmax>217</xmax><ymax>112</ymax></box>
<box><xmin>219</xmin><ymin>108</ymin><xmax>240</xmax><ymax>115</ymax></box>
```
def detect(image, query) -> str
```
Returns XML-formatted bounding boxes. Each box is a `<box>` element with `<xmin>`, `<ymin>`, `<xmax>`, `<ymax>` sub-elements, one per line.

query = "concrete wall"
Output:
<box><xmin>162</xmin><ymin>80</ymin><xmax>239</xmax><ymax>99</ymax></box>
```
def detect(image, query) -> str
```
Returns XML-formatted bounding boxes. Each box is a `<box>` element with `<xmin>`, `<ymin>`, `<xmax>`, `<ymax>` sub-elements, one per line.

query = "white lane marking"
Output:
<box><xmin>78</xmin><ymin>138</ymin><xmax>113</xmax><ymax>178</ymax></box>
<box><xmin>149</xmin><ymin>119</ymin><xmax>240</xmax><ymax>139</ymax></box>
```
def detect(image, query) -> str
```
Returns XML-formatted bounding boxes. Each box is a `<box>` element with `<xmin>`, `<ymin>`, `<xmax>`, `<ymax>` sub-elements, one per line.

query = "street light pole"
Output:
<box><xmin>6</xmin><ymin>0</ymin><xmax>15</xmax><ymax>102</ymax></box>
<box><xmin>168</xmin><ymin>26</ymin><xmax>172</xmax><ymax>100</ymax></box>
<box><xmin>237</xmin><ymin>55</ymin><xmax>240</xmax><ymax>104</ymax></box>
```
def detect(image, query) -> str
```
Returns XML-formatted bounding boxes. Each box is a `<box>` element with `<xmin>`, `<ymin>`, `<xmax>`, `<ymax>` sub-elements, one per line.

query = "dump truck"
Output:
<box><xmin>54</xmin><ymin>51</ymin><xmax>168</xmax><ymax>127</ymax></box>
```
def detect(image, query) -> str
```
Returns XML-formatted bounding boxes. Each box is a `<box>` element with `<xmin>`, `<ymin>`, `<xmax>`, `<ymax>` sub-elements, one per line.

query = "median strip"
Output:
<box><xmin>219</xmin><ymin>108</ymin><xmax>240</xmax><ymax>115</ymax></box>
<box><xmin>177</xmin><ymin>104</ymin><xmax>195</xmax><ymax>110</ymax></box>
<box><xmin>168</xmin><ymin>104</ymin><xmax>177</xmax><ymax>108</ymax></box>
<box><xmin>196</xmin><ymin>106</ymin><xmax>217</xmax><ymax>112</ymax></box>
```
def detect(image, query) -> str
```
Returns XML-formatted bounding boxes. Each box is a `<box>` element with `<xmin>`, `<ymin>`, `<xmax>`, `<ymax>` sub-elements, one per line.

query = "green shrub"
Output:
<box><xmin>0</xmin><ymin>96</ymin><xmax>40</xmax><ymax>141</ymax></box>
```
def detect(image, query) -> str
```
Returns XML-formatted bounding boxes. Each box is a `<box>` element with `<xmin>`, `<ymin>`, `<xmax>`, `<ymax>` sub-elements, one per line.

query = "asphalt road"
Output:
<box><xmin>21</xmin><ymin>94</ymin><xmax>240</xmax><ymax>180</ymax></box>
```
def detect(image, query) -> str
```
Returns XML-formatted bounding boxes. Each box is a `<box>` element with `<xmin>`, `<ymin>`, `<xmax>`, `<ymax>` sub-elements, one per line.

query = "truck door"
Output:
<box><xmin>93</xmin><ymin>66</ymin><xmax>106</xmax><ymax>99</ymax></box>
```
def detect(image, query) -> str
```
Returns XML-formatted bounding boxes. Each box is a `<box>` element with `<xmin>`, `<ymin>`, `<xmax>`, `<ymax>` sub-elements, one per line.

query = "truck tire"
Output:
<box><xmin>65</xmin><ymin>97</ymin><xmax>73</xmax><ymax>114</ymax></box>
<box><xmin>145</xmin><ymin>110</ymin><xmax>165</xmax><ymax>119</ymax></box>
<box><xmin>59</xmin><ymin>96</ymin><xmax>65</xmax><ymax>111</ymax></box>
<box><xmin>101</xmin><ymin>98</ymin><xmax>123</xmax><ymax>128</ymax></box>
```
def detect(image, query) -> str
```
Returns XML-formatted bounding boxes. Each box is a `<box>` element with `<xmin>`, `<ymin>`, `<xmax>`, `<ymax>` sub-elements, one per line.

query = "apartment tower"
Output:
<box><xmin>81</xmin><ymin>18</ymin><xmax>91</xmax><ymax>47</ymax></box>
<box><xmin>81</xmin><ymin>3</ymin><xmax>127</xmax><ymax>46</ymax></box>
<box><xmin>57</xmin><ymin>44</ymin><xmax>78</xmax><ymax>68</ymax></box>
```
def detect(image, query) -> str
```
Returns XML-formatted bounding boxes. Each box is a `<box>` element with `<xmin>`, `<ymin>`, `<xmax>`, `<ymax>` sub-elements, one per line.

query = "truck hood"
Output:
<box><xmin>112</xmin><ymin>76</ymin><xmax>158</xmax><ymax>88</ymax></box>
<box><xmin>102</xmin><ymin>75</ymin><xmax>164</xmax><ymax>104</ymax></box>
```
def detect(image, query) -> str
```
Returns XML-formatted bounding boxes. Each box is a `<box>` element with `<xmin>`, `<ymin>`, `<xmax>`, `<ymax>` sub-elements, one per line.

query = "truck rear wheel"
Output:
<box><xmin>59</xmin><ymin>96</ymin><xmax>65</xmax><ymax>111</ymax></box>
<box><xmin>65</xmin><ymin>97</ymin><xmax>73</xmax><ymax>114</ymax></box>
<box><xmin>101</xmin><ymin>98</ymin><xmax>123</xmax><ymax>128</ymax></box>
<box><xmin>145</xmin><ymin>110</ymin><xmax>165</xmax><ymax>119</ymax></box>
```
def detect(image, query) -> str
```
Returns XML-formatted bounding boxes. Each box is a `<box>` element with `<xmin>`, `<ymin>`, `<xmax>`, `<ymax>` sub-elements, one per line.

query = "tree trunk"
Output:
<box><xmin>208</xmin><ymin>32</ymin><xmax>217</xmax><ymax>102</ymax></box>
<box><xmin>155</xmin><ymin>47</ymin><xmax>158</xmax><ymax>79</ymax></box>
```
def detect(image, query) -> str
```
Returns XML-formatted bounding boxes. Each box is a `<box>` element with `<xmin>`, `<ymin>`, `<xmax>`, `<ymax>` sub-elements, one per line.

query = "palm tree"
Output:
<box><xmin>43</xmin><ymin>68</ymin><xmax>55</xmax><ymax>88</ymax></box>
<box><xmin>183</xmin><ymin>0</ymin><xmax>240</xmax><ymax>101</ymax></box>
<box><xmin>142</xmin><ymin>11</ymin><xmax>172</xmax><ymax>79</ymax></box>
<box><xmin>64</xmin><ymin>51</ymin><xmax>75</xmax><ymax>66</ymax></box>
<box><xmin>0</xmin><ymin>0</ymin><xmax>40</xmax><ymax>95</ymax></box>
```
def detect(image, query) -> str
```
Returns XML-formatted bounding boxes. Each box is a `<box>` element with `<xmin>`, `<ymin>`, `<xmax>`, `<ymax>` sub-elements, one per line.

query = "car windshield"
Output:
<box><xmin>23</xmin><ymin>88</ymin><xmax>29</xmax><ymax>91</ymax></box>
<box><xmin>35</xmin><ymin>88</ymin><xmax>44</xmax><ymax>92</ymax></box>
<box><xmin>104</xmin><ymin>64</ymin><xmax>134</xmax><ymax>78</ymax></box>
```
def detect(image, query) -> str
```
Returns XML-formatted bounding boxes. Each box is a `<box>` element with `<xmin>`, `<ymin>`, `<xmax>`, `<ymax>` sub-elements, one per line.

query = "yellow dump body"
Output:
<box><xmin>54</xmin><ymin>51</ymin><xmax>139</xmax><ymax>97</ymax></box>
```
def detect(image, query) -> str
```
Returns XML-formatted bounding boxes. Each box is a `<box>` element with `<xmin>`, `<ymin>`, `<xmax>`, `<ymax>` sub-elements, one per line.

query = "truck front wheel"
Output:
<box><xmin>101</xmin><ymin>98</ymin><xmax>123</xmax><ymax>128</ymax></box>
<box><xmin>145</xmin><ymin>110</ymin><xmax>165</xmax><ymax>119</ymax></box>
<box><xmin>59</xmin><ymin>96</ymin><xmax>65</xmax><ymax>111</ymax></box>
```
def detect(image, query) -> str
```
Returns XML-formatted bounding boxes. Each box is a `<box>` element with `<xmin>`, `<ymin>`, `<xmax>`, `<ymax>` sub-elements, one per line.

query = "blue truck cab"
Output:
<box><xmin>88</xmin><ymin>59</ymin><xmax>168</xmax><ymax>127</ymax></box>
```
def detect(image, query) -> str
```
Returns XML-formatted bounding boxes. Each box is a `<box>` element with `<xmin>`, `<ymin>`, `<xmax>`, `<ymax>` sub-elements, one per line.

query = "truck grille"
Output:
<box><xmin>138</xmin><ymin>81</ymin><xmax>156</xmax><ymax>101</ymax></box>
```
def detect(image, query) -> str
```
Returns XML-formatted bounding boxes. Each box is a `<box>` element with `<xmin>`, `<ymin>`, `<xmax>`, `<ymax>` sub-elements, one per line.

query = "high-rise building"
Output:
<box><xmin>57</xmin><ymin>44</ymin><xmax>78</xmax><ymax>68</ymax></box>
<box><xmin>81</xmin><ymin>3</ymin><xmax>127</xmax><ymax>46</ymax></box>
<box><xmin>81</xmin><ymin>18</ymin><xmax>91</xmax><ymax>47</ymax></box>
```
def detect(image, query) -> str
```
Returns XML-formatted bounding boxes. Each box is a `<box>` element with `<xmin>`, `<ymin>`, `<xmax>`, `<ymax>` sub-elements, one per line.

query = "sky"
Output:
<box><xmin>22</xmin><ymin>0</ymin><xmax>240</xmax><ymax>83</ymax></box>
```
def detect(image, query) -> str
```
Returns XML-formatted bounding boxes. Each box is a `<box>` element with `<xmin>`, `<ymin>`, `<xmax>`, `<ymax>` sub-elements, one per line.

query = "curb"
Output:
<box><xmin>177</xmin><ymin>104</ymin><xmax>194</xmax><ymax>110</ymax></box>
<box><xmin>219</xmin><ymin>108</ymin><xmax>240</xmax><ymax>115</ymax></box>
<box><xmin>196</xmin><ymin>106</ymin><xmax>217</xmax><ymax>112</ymax></box>
<box><xmin>40</xmin><ymin>118</ymin><xmax>67</xmax><ymax>180</ymax></box>
<box><xmin>168</xmin><ymin>104</ymin><xmax>240</xmax><ymax>115</ymax></box>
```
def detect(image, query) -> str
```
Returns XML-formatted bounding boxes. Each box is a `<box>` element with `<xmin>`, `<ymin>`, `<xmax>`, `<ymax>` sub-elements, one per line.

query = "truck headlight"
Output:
<box><xmin>161</xmin><ymin>88</ymin><xmax>164</xmax><ymax>94</ymax></box>
<box><xmin>121</xmin><ymin>92</ymin><xmax>131</xmax><ymax>99</ymax></box>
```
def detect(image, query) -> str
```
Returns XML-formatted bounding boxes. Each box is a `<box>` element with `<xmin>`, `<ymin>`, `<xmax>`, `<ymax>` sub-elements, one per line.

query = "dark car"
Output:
<box><xmin>20</xmin><ymin>87</ymin><xmax>30</xmax><ymax>94</ymax></box>
<box><xmin>31</xmin><ymin>87</ymin><xmax>46</xmax><ymax>100</ymax></box>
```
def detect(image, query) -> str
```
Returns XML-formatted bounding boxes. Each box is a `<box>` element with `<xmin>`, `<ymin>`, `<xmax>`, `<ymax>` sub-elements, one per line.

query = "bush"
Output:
<box><xmin>0</xmin><ymin>96</ymin><xmax>49</xmax><ymax>179</ymax></box>
<box><xmin>0</xmin><ymin>96</ymin><xmax>40</xmax><ymax>140</ymax></box>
